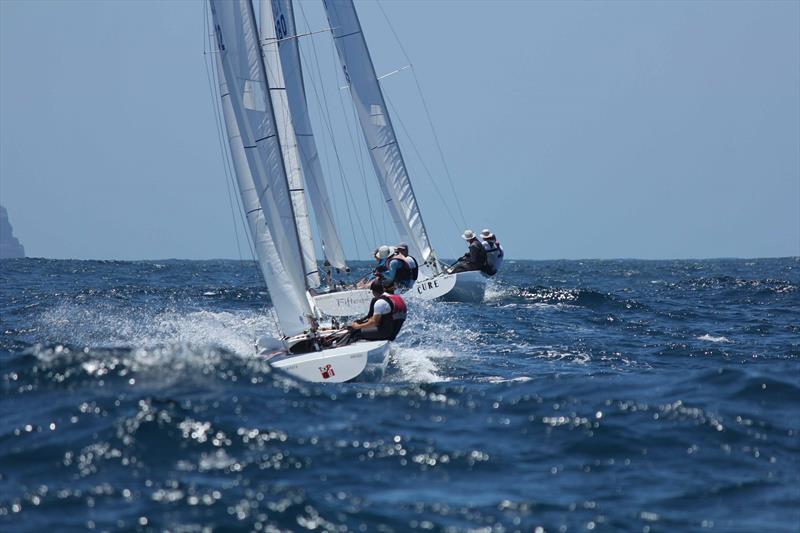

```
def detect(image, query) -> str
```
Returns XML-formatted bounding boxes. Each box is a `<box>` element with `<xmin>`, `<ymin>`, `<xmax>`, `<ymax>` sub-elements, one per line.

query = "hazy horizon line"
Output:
<box><xmin>4</xmin><ymin>255</ymin><xmax>798</xmax><ymax>263</ymax></box>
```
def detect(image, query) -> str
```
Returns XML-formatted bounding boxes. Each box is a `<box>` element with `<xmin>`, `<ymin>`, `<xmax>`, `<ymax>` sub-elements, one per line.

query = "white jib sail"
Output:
<box><xmin>264</xmin><ymin>0</ymin><xmax>348</xmax><ymax>272</ymax></box>
<box><xmin>258</xmin><ymin>1</ymin><xmax>321</xmax><ymax>288</ymax></box>
<box><xmin>322</xmin><ymin>0</ymin><xmax>434</xmax><ymax>263</ymax></box>
<box><xmin>210</xmin><ymin>0</ymin><xmax>313</xmax><ymax>336</ymax></box>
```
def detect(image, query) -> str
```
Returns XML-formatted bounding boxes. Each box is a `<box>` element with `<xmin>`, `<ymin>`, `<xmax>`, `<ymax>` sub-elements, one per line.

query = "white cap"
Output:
<box><xmin>480</xmin><ymin>229</ymin><xmax>494</xmax><ymax>240</ymax></box>
<box><xmin>376</xmin><ymin>245</ymin><xmax>392</xmax><ymax>259</ymax></box>
<box><xmin>462</xmin><ymin>229</ymin><xmax>476</xmax><ymax>240</ymax></box>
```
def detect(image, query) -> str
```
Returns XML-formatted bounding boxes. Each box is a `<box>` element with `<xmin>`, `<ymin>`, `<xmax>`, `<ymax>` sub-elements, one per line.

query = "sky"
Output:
<box><xmin>1</xmin><ymin>0</ymin><xmax>798</xmax><ymax>261</ymax></box>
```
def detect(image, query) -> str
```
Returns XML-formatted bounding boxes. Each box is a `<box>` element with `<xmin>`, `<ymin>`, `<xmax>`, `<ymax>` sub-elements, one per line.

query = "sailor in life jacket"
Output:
<box><xmin>381</xmin><ymin>243</ymin><xmax>417</xmax><ymax>291</ymax></box>
<box><xmin>348</xmin><ymin>279</ymin><xmax>408</xmax><ymax>341</ymax></box>
<box><xmin>393</xmin><ymin>243</ymin><xmax>419</xmax><ymax>283</ymax></box>
<box><xmin>480</xmin><ymin>228</ymin><xmax>504</xmax><ymax>275</ymax></box>
<box><xmin>449</xmin><ymin>229</ymin><xmax>489</xmax><ymax>274</ymax></box>
<box><xmin>358</xmin><ymin>245</ymin><xmax>393</xmax><ymax>288</ymax></box>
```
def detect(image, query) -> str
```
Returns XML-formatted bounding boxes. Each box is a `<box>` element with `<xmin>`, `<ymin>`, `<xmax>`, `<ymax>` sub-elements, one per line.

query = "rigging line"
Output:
<box><xmin>348</xmin><ymin>96</ymin><xmax>384</xmax><ymax>246</ymax></box>
<box><xmin>260</xmin><ymin>26</ymin><xmax>333</xmax><ymax>45</ymax></box>
<box><xmin>296</xmin><ymin>3</ymin><xmax>362</xmax><ymax>258</ymax></box>
<box><xmin>334</xmin><ymin>87</ymin><xmax>377</xmax><ymax>249</ymax></box>
<box><xmin>204</xmin><ymin>23</ymin><xmax>243</xmax><ymax>233</ymax></box>
<box><xmin>260</xmin><ymin>34</ymin><xmax>318</xmax><ymax>271</ymax></box>
<box><xmin>202</xmin><ymin>7</ymin><xmax>256</xmax><ymax>338</ymax></box>
<box><xmin>384</xmin><ymin>94</ymin><xmax>462</xmax><ymax>233</ymax></box>
<box><xmin>317</xmin><ymin>8</ymin><xmax>376</xmax><ymax>253</ymax></box>
<box><xmin>292</xmin><ymin>120</ymin><xmax>345</xmax><ymax>258</ymax></box>
<box><xmin>333</xmin><ymin>52</ymin><xmax>379</xmax><ymax>248</ymax></box>
<box><xmin>271</xmin><ymin>8</ymin><xmax>350</xmax><ymax>269</ymax></box>
<box><xmin>207</xmin><ymin>57</ymin><xmax>251</xmax><ymax>264</ymax></box>
<box><xmin>280</xmin><ymin>59</ymin><xmax>347</xmax><ymax>269</ymax></box>
<box><xmin>203</xmin><ymin>5</ymin><xmax>245</xmax><ymax>264</ymax></box>
<box><xmin>321</xmin><ymin>29</ymin><xmax>380</xmax><ymax>247</ymax></box>
<box><xmin>297</xmin><ymin>1</ymin><xmax>369</xmax><ymax>258</ymax></box>
<box><xmin>205</xmin><ymin>9</ymin><xmax>260</xmax><ymax>275</ymax></box>
<box><xmin>293</xmin><ymin>19</ymin><xmax>343</xmax><ymax>258</ymax></box>
<box><xmin>376</xmin><ymin>0</ymin><xmax>468</xmax><ymax>229</ymax></box>
<box><xmin>296</xmin><ymin>6</ymin><xmax>361</xmax><ymax>259</ymax></box>
<box><xmin>341</xmin><ymin>82</ymin><xmax>387</xmax><ymax>244</ymax></box>
<box><xmin>247</xmin><ymin>0</ymin><xmax>309</xmax><ymax>293</ymax></box>
<box><xmin>204</xmin><ymin>4</ymin><xmax>275</xmax><ymax>336</ymax></box>
<box><xmin>380</xmin><ymin>170</ymin><xmax>388</xmax><ymax>244</ymax></box>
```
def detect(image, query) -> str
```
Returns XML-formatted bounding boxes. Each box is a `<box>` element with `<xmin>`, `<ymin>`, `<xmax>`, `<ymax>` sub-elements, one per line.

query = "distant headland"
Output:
<box><xmin>0</xmin><ymin>205</ymin><xmax>25</xmax><ymax>259</ymax></box>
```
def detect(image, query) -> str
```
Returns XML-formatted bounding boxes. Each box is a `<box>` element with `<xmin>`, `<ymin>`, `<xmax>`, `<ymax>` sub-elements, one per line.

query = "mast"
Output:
<box><xmin>258</xmin><ymin>0</ymin><xmax>322</xmax><ymax>288</ymax></box>
<box><xmin>322</xmin><ymin>0</ymin><xmax>435</xmax><ymax>264</ymax></box>
<box><xmin>209</xmin><ymin>0</ymin><xmax>313</xmax><ymax>336</ymax></box>
<box><xmin>263</xmin><ymin>0</ymin><xmax>349</xmax><ymax>273</ymax></box>
<box><xmin>246</xmin><ymin>0</ymin><xmax>312</xmax><ymax>294</ymax></box>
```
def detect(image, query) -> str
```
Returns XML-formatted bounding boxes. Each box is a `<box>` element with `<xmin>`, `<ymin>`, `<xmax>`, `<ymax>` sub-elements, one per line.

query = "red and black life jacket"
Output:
<box><xmin>366</xmin><ymin>293</ymin><xmax>408</xmax><ymax>340</ymax></box>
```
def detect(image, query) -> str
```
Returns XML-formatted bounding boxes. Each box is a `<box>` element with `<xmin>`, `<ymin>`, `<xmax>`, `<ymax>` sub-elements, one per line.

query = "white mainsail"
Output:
<box><xmin>322</xmin><ymin>0</ymin><xmax>434</xmax><ymax>263</ymax></box>
<box><xmin>210</xmin><ymin>0</ymin><xmax>313</xmax><ymax>336</ymax></box>
<box><xmin>258</xmin><ymin>1</ymin><xmax>321</xmax><ymax>287</ymax></box>
<box><xmin>263</xmin><ymin>0</ymin><xmax>349</xmax><ymax>272</ymax></box>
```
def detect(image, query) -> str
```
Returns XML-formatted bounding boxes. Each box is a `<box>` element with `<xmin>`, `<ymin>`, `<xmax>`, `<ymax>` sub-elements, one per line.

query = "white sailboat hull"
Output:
<box><xmin>412</xmin><ymin>270</ymin><xmax>487</xmax><ymax>303</ymax></box>
<box><xmin>267</xmin><ymin>340</ymin><xmax>390</xmax><ymax>383</ymax></box>
<box><xmin>312</xmin><ymin>289</ymin><xmax>373</xmax><ymax>317</ymax></box>
<box><xmin>310</xmin><ymin>270</ymin><xmax>487</xmax><ymax>317</ymax></box>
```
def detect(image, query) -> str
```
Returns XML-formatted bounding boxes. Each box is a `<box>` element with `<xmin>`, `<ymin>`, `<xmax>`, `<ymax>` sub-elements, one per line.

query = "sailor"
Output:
<box><xmin>381</xmin><ymin>246</ymin><xmax>415</xmax><ymax>290</ymax></box>
<box><xmin>449</xmin><ymin>229</ymin><xmax>488</xmax><ymax>274</ymax></box>
<box><xmin>374</xmin><ymin>245</ymin><xmax>393</xmax><ymax>274</ymax></box>
<box><xmin>394</xmin><ymin>243</ymin><xmax>419</xmax><ymax>283</ymax></box>
<box><xmin>348</xmin><ymin>279</ymin><xmax>407</xmax><ymax>341</ymax></box>
<box><xmin>358</xmin><ymin>245</ymin><xmax>392</xmax><ymax>288</ymax></box>
<box><xmin>480</xmin><ymin>229</ymin><xmax>504</xmax><ymax>275</ymax></box>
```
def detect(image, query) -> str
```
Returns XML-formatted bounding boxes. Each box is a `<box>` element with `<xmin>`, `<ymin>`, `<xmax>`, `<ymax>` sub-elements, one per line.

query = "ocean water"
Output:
<box><xmin>1</xmin><ymin>257</ymin><xmax>798</xmax><ymax>532</ymax></box>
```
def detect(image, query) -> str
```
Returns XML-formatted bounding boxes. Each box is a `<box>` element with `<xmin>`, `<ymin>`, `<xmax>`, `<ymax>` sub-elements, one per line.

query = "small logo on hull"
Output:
<box><xmin>319</xmin><ymin>364</ymin><xmax>335</xmax><ymax>380</ymax></box>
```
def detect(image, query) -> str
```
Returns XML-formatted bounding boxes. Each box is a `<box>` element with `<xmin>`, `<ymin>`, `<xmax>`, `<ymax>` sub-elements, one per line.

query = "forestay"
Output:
<box><xmin>210</xmin><ymin>0</ymin><xmax>313</xmax><ymax>336</ymax></box>
<box><xmin>322</xmin><ymin>0</ymin><xmax>434</xmax><ymax>263</ymax></box>
<box><xmin>263</xmin><ymin>0</ymin><xmax>348</xmax><ymax>272</ymax></box>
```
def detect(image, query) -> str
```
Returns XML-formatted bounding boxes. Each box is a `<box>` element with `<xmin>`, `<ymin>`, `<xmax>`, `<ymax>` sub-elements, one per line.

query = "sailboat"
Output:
<box><xmin>309</xmin><ymin>0</ymin><xmax>488</xmax><ymax>317</ymax></box>
<box><xmin>208</xmin><ymin>0</ymin><xmax>389</xmax><ymax>382</ymax></box>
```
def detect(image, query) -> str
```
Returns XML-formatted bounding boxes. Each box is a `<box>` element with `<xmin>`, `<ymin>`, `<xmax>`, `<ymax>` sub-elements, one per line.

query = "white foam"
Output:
<box><xmin>152</xmin><ymin>309</ymin><xmax>277</xmax><ymax>356</ymax></box>
<box><xmin>542</xmin><ymin>348</ymin><xmax>591</xmax><ymax>364</ymax></box>
<box><xmin>483</xmin><ymin>281</ymin><xmax>512</xmax><ymax>302</ymax></box>
<box><xmin>510</xmin><ymin>342</ymin><xmax>592</xmax><ymax>364</ymax></box>
<box><xmin>484</xmin><ymin>376</ymin><xmax>533</xmax><ymax>384</ymax></box>
<box><xmin>531</xmin><ymin>302</ymin><xmax>567</xmax><ymax>311</ymax></box>
<box><xmin>697</xmin><ymin>334</ymin><xmax>732</xmax><ymax>344</ymax></box>
<box><xmin>35</xmin><ymin>283</ymin><xmax>485</xmax><ymax>384</ymax></box>
<box><xmin>36</xmin><ymin>302</ymin><xmax>278</xmax><ymax>357</ymax></box>
<box><xmin>389</xmin><ymin>346</ymin><xmax>452</xmax><ymax>383</ymax></box>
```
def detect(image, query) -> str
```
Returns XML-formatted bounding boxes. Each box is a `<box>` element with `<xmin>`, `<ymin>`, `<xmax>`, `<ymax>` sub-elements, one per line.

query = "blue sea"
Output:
<box><xmin>1</xmin><ymin>258</ymin><xmax>798</xmax><ymax>532</ymax></box>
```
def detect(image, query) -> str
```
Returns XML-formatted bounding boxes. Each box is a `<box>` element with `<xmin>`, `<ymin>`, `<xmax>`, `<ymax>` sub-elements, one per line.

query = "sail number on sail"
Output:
<box><xmin>272</xmin><ymin>3</ymin><xmax>288</xmax><ymax>40</ymax></box>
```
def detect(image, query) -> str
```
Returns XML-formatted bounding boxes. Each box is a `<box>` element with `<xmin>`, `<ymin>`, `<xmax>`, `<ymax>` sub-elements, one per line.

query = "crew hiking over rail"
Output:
<box><xmin>347</xmin><ymin>280</ymin><xmax>408</xmax><ymax>342</ymax></box>
<box><xmin>359</xmin><ymin>243</ymin><xmax>419</xmax><ymax>292</ymax></box>
<box><xmin>449</xmin><ymin>229</ymin><xmax>504</xmax><ymax>276</ymax></box>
